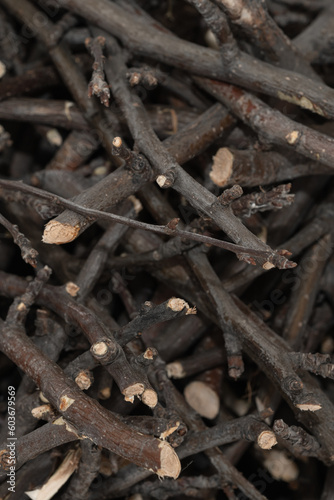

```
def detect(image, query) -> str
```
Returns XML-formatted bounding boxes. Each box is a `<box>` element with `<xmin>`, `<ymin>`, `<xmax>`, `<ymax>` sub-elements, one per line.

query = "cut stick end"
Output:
<box><xmin>263</xmin><ymin>450</ymin><xmax>299</xmax><ymax>482</ymax></box>
<box><xmin>99</xmin><ymin>387</ymin><xmax>112</xmax><ymax>400</ymax></box>
<box><xmin>210</xmin><ymin>147</ymin><xmax>234</xmax><ymax>187</ymax></box>
<box><xmin>166</xmin><ymin>361</ymin><xmax>185</xmax><ymax>379</ymax></box>
<box><xmin>65</xmin><ymin>282</ymin><xmax>80</xmax><ymax>297</ymax></box>
<box><xmin>31</xmin><ymin>404</ymin><xmax>52</xmax><ymax>419</ymax></box>
<box><xmin>59</xmin><ymin>395</ymin><xmax>75</xmax><ymax>411</ymax></box>
<box><xmin>43</xmin><ymin>221</ymin><xmax>80</xmax><ymax>245</ymax></box>
<box><xmin>141</xmin><ymin>388</ymin><xmax>158</xmax><ymax>408</ymax></box>
<box><xmin>184</xmin><ymin>381</ymin><xmax>220</xmax><ymax>419</ymax></box>
<box><xmin>296</xmin><ymin>402</ymin><xmax>322</xmax><ymax>412</ymax></box>
<box><xmin>113</xmin><ymin>136</ymin><xmax>122</xmax><ymax>147</ymax></box>
<box><xmin>123</xmin><ymin>383</ymin><xmax>145</xmax><ymax>399</ymax></box>
<box><xmin>167</xmin><ymin>297</ymin><xmax>196</xmax><ymax>315</ymax></box>
<box><xmin>75</xmin><ymin>371</ymin><xmax>93</xmax><ymax>391</ymax></box>
<box><xmin>257</xmin><ymin>430</ymin><xmax>277</xmax><ymax>450</ymax></box>
<box><xmin>128</xmin><ymin>195</ymin><xmax>143</xmax><ymax>214</ymax></box>
<box><xmin>157</xmin><ymin>441</ymin><xmax>181</xmax><ymax>479</ymax></box>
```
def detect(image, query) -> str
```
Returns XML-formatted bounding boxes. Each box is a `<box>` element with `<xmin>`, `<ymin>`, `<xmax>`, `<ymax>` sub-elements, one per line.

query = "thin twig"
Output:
<box><xmin>0</xmin><ymin>179</ymin><xmax>296</xmax><ymax>268</ymax></box>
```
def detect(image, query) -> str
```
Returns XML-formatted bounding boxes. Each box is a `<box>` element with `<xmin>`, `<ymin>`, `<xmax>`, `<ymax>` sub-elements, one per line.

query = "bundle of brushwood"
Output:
<box><xmin>0</xmin><ymin>0</ymin><xmax>334</xmax><ymax>498</ymax></box>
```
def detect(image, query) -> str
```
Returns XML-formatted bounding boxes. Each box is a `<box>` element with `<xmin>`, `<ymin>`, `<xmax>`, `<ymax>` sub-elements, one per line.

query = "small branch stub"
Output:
<box><xmin>167</xmin><ymin>297</ymin><xmax>196</xmax><ymax>315</ymax></box>
<box><xmin>43</xmin><ymin>222</ymin><xmax>80</xmax><ymax>245</ymax></box>
<box><xmin>31</xmin><ymin>404</ymin><xmax>53</xmax><ymax>419</ymax></box>
<box><xmin>123</xmin><ymin>383</ymin><xmax>145</xmax><ymax>401</ymax></box>
<box><xmin>65</xmin><ymin>282</ymin><xmax>80</xmax><ymax>297</ymax></box>
<box><xmin>257</xmin><ymin>430</ymin><xmax>277</xmax><ymax>450</ymax></box>
<box><xmin>218</xmin><ymin>184</ymin><xmax>243</xmax><ymax>206</ymax></box>
<box><xmin>166</xmin><ymin>361</ymin><xmax>185</xmax><ymax>379</ymax></box>
<box><xmin>90</xmin><ymin>339</ymin><xmax>119</xmax><ymax>365</ymax></box>
<box><xmin>156</xmin><ymin>169</ymin><xmax>176</xmax><ymax>188</ymax></box>
<box><xmin>74</xmin><ymin>370</ymin><xmax>94</xmax><ymax>390</ymax></box>
<box><xmin>141</xmin><ymin>388</ymin><xmax>158</xmax><ymax>408</ymax></box>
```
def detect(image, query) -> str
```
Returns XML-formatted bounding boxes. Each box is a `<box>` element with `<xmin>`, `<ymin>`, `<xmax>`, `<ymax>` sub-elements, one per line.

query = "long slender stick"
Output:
<box><xmin>0</xmin><ymin>178</ymin><xmax>296</xmax><ymax>267</ymax></box>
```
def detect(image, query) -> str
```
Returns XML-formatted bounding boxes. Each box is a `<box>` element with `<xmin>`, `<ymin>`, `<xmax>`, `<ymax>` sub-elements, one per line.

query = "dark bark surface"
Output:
<box><xmin>0</xmin><ymin>1</ymin><xmax>333</xmax><ymax>499</ymax></box>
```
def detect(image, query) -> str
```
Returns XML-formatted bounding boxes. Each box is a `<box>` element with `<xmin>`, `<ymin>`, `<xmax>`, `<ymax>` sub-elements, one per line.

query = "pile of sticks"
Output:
<box><xmin>0</xmin><ymin>0</ymin><xmax>334</xmax><ymax>498</ymax></box>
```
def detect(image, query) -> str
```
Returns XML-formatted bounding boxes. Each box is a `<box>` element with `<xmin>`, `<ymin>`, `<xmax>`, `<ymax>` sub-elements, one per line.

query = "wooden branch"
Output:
<box><xmin>0</xmin><ymin>179</ymin><xmax>296</xmax><ymax>265</ymax></box>
<box><xmin>294</xmin><ymin>4</ymin><xmax>334</xmax><ymax>63</ymax></box>
<box><xmin>40</xmin><ymin>103</ymin><xmax>234</xmax><ymax>244</ymax></box>
<box><xmin>0</xmin><ymin>0</ymin><xmax>116</xmax><ymax>158</ymax></box>
<box><xmin>167</xmin><ymin>347</ymin><xmax>225</xmax><ymax>379</ymax></box>
<box><xmin>45</xmin><ymin>130</ymin><xmax>98</xmax><ymax>171</ymax></box>
<box><xmin>210</xmin><ymin>147</ymin><xmax>331</xmax><ymax>188</ymax></box>
<box><xmin>187</xmin><ymin>248</ymin><xmax>244</xmax><ymax>379</ymax></box>
<box><xmin>151</xmin><ymin>357</ymin><xmax>269</xmax><ymax>500</ymax></box>
<box><xmin>114</xmin><ymin>298</ymin><xmax>196</xmax><ymax>346</ymax></box>
<box><xmin>85</xmin><ymin>35</ymin><xmax>110</xmax><ymax>107</ymax></box>
<box><xmin>273</xmin><ymin>419</ymin><xmax>325</xmax><ymax>458</ymax></box>
<box><xmin>231</xmin><ymin>184</ymin><xmax>295</xmax><ymax>218</ymax></box>
<box><xmin>0</xmin><ymin>97</ymin><xmax>200</xmax><ymax>136</ymax></box>
<box><xmin>64</xmin><ymin>351</ymin><xmax>98</xmax><ymax>390</ymax></box>
<box><xmin>0</xmin><ymin>420</ymin><xmax>79</xmax><ymax>480</ymax></box>
<box><xmin>196</xmin><ymin>77</ymin><xmax>334</xmax><ymax>170</ymax></box>
<box><xmin>127</xmin><ymin>64</ymin><xmax>207</xmax><ymax>110</ymax></box>
<box><xmin>213</xmin><ymin>0</ymin><xmax>317</xmax><ymax>77</ymax></box>
<box><xmin>0</xmin><ymin>271</ymin><xmax>181</xmax><ymax>478</ymax></box>
<box><xmin>283</xmin><ymin>234</ymin><xmax>332</xmax><ymax>348</ymax></box>
<box><xmin>62</xmin><ymin>441</ymin><xmax>101</xmax><ymax>500</ymax></box>
<box><xmin>75</xmin><ymin>198</ymin><xmax>140</xmax><ymax>301</ymax></box>
<box><xmin>222</xmin><ymin>199</ymin><xmax>334</xmax><ymax>293</ymax></box>
<box><xmin>104</xmin><ymin>38</ymin><xmax>294</xmax><ymax>269</ymax></box>
<box><xmin>45</xmin><ymin>0</ymin><xmax>334</xmax><ymax>118</ymax></box>
<box><xmin>289</xmin><ymin>352</ymin><xmax>334</xmax><ymax>380</ymax></box>
<box><xmin>0</xmin><ymin>212</ymin><xmax>38</xmax><ymax>267</ymax></box>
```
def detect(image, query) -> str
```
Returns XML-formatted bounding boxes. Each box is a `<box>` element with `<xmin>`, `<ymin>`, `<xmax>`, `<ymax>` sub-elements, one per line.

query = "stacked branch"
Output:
<box><xmin>0</xmin><ymin>0</ymin><xmax>333</xmax><ymax>498</ymax></box>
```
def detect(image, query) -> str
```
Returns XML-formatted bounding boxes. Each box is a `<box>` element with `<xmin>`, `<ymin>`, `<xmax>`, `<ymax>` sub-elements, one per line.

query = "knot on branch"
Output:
<box><xmin>112</xmin><ymin>137</ymin><xmax>152</xmax><ymax>177</ymax></box>
<box><xmin>283</xmin><ymin>375</ymin><xmax>304</xmax><ymax>395</ymax></box>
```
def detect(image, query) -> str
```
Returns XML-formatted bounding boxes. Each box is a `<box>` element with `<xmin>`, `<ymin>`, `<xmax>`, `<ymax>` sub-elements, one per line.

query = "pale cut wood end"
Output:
<box><xmin>141</xmin><ymin>389</ymin><xmax>158</xmax><ymax>408</ymax></box>
<box><xmin>184</xmin><ymin>381</ymin><xmax>220</xmax><ymax>419</ymax></box>
<box><xmin>210</xmin><ymin>147</ymin><xmax>234</xmax><ymax>187</ymax></box>
<box><xmin>75</xmin><ymin>371</ymin><xmax>93</xmax><ymax>391</ymax></box>
<box><xmin>167</xmin><ymin>297</ymin><xmax>196</xmax><ymax>315</ymax></box>
<box><xmin>43</xmin><ymin>221</ymin><xmax>80</xmax><ymax>245</ymax></box>
<box><xmin>166</xmin><ymin>361</ymin><xmax>185</xmax><ymax>379</ymax></box>
<box><xmin>263</xmin><ymin>450</ymin><xmax>299</xmax><ymax>482</ymax></box>
<box><xmin>123</xmin><ymin>383</ymin><xmax>145</xmax><ymax>399</ymax></box>
<box><xmin>257</xmin><ymin>430</ymin><xmax>277</xmax><ymax>450</ymax></box>
<box><xmin>296</xmin><ymin>402</ymin><xmax>322</xmax><ymax>412</ymax></box>
<box><xmin>157</xmin><ymin>441</ymin><xmax>181</xmax><ymax>479</ymax></box>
